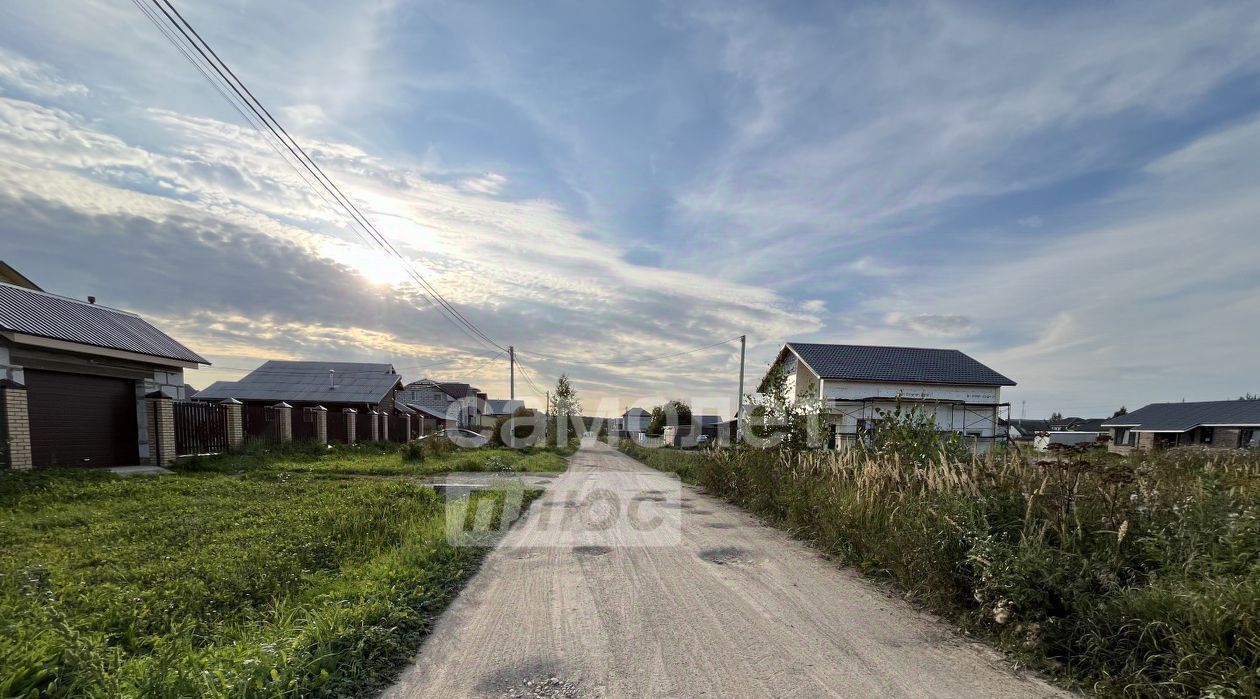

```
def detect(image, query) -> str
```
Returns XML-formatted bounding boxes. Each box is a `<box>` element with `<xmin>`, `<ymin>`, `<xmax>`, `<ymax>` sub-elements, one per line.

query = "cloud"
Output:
<box><xmin>459</xmin><ymin>172</ymin><xmax>508</xmax><ymax>195</ymax></box>
<box><xmin>0</xmin><ymin>47</ymin><xmax>88</xmax><ymax>98</ymax></box>
<box><xmin>884</xmin><ymin>313</ymin><xmax>977</xmax><ymax>338</ymax></box>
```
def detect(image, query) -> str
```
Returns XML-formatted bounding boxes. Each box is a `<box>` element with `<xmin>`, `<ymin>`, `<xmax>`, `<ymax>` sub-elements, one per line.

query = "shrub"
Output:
<box><xmin>420</xmin><ymin>434</ymin><xmax>457</xmax><ymax>459</ymax></box>
<box><xmin>399</xmin><ymin>440</ymin><xmax>425</xmax><ymax>462</ymax></box>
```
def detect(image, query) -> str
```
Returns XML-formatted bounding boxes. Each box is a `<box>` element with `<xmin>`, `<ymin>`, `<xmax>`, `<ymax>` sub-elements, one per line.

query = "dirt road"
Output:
<box><xmin>384</xmin><ymin>442</ymin><xmax>1067</xmax><ymax>698</ymax></box>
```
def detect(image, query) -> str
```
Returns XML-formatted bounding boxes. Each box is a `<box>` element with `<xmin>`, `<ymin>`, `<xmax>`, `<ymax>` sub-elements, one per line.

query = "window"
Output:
<box><xmin>1127</xmin><ymin>430</ymin><xmax>1137</xmax><ymax>446</ymax></box>
<box><xmin>1114</xmin><ymin>428</ymin><xmax>1128</xmax><ymax>446</ymax></box>
<box><xmin>1200</xmin><ymin>427</ymin><xmax>1215</xmax><ymax>444</ymax></box>
<box><xmin>1242</xmin><ymin>429</ymin><xmax>1258</xmax><ymax>449</ymax></box>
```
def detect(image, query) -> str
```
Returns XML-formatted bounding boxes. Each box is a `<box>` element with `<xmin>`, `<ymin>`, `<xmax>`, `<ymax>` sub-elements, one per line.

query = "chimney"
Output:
<box><xmin>87</xmin><ymin>296</ymin><xmax>96</xmax><ymax>304</ymax></box>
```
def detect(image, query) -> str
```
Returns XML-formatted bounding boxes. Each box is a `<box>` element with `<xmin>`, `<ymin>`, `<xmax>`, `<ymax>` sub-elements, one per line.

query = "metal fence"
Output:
<box><xmin>292</xmin><ymin>407</ymin><xmax>320</xmax><ymax>442</ymax></box>
<box><xmin>173</xmin><ymin>401</ymin><xmax>228</xmax><ymax>456</ymax></box>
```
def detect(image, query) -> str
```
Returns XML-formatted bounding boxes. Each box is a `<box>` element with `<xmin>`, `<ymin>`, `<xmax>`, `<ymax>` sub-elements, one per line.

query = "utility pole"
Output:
<box><xmin>736</xmin><ymin>334</ymin><xmax>746</xmax><ymax>443</ymax></box>
<box><xmin>509</xmin><ymin>345</ymin><xmax>515</xmax><ymax>400</ymax></box>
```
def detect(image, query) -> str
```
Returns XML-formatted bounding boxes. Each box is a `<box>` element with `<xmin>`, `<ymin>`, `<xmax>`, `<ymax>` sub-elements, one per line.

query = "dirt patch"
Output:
<box><xmin>502</xmin><ymin>676</ymin><xmax>581</xmax><ymax>698</ymax></box>
<box><xmin>690</xmin><ymin>509</ymin><xmax>713</xmax><ymax>515</ymax></box>
<box><xmin>632</xmin><ymin>494</ymin><xmax>666</xmax><ymax>502</ymax></box>
<box><xmin>572</xmin><ymin>545</ymin><xmax>612</xmax><ymax>556</ymax></box>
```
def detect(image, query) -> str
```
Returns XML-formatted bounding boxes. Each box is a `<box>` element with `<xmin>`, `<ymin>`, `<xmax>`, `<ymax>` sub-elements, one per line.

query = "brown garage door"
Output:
<box><xmin>25</xmin><ymin>370</ymin><xmax>139</xmax><ymax>468</ymax></box>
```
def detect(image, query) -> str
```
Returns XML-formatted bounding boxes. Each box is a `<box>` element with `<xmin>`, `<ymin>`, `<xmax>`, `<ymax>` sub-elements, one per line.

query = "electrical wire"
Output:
<box><xmin>139</xmin><ymin>0</ymin><xmax>505</xmax><ymax>355</ymax></box>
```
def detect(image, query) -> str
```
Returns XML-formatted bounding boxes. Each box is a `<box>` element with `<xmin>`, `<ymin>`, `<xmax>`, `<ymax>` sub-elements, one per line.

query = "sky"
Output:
<box><xmin>1</xmin><ymin>0</ymin><xmax>1258</xmax><ymax>418</ymax></box>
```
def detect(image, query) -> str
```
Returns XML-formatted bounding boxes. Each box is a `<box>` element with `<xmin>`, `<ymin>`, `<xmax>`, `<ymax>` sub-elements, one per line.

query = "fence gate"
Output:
<box><xmin>174</xmin><ymin>401</ymin><xmax>229</xmax><ymax>456</ymax></box>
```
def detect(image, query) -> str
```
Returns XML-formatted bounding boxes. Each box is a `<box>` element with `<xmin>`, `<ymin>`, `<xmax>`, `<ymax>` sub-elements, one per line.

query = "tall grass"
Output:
<box><xmin>621</xmin><ymin>440</ymin><xmax>1260</xmax><ymax>697</ymax></box>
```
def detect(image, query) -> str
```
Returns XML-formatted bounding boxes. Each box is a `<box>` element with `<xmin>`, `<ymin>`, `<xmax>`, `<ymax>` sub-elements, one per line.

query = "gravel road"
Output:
<box><xmin>383</xmin><ymin>442</ymin><xmax>1068</xmax><ymax>698</ymax></box>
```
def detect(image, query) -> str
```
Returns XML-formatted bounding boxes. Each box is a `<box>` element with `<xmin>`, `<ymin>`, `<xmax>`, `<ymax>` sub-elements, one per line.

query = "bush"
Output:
<box><xmin>399</xmin><ymin>440</ymin><xmax>425</xmax><ymax>462</ymax></box>
<box><xmin>419</xmin><ymin>434</ymin><xmax>457</xmax><ymax>459</ymax></box>
<box><xmin>619</xmin><ymin>440</ymin><xmax>1260</xmax><ymax>697</ymax></box>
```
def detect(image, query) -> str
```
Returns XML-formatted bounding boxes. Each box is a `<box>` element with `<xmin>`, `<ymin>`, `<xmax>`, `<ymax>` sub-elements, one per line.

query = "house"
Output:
<box><xmin>1102</xmin><ymin>400</ymin><xmax>1260</xmax><ymax>452</ymax></box>
<box><xmin>482</xmin><ymin>399</ymin><xmax>525</xmax><ymax>427</ymax></box>
<box><xmin>0</xmin><ymin>278</ymin><xmax>207</xmax><ymax>468</ymax></box>
<box><xmin>1006</xmin><ymin>418</ymin><xmax>1051</xmax><ymax>441</ymax></box>
<box><xmin>619</xmin><ymin>407</ymin><xmax>652</xmax><ymax>437</ymax></box>
<box><xmin>397</xmin><ymin>379</ymin><xmax>488</xmax><ymax>430</ymax></box>
<box><xmin>193</xmin><ymin>361</ymin><xmax>407</xmax><ymax>442</ymax></box>
<box><xmin>762</xmin><ymin>342</ymin><xmax>1016</xmax><ymax>450</ymax></box>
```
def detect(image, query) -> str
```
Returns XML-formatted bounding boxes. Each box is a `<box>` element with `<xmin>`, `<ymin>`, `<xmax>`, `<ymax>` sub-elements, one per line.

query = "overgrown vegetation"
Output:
<box><xmin>0</xmin><ymin>445</ymin><xmax>558</xmax><ymax>698</ymax></box>
<box><xmin>621</xmin><ymin>426</ymin><xmax>1260</xmax><ymax>698</ymax></box>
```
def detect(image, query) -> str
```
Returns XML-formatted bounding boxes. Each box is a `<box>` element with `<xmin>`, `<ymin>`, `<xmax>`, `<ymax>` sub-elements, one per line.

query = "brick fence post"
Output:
<box><xmin>221</xmin><ymin>398</ymin><xmax>244</xmax><ymax>449</ymax></box>
<box><xmin>1</xmin><ymin>380</ymin><xmax>33</xmax><ymax>470</ymax></box>
<box><xmin>145</xmin><ymin>393</ymin><xmax>176</xmax><ymax>466</ymax></box>
<box><xmin>273</xmin><ymin>402</ymin><xmax>293</xmax><ymax>442</ymax></box>
<box><xmin>343</xmin><ymin>408</ymin><xmax>357</xmax><ymax>444</ymax></box>
<box><xmin>312</xmin><ymin>405</ymin><xmax>328</xmax><ymax>445</ymax></box>
<box><xmin>369</xmin><ymin>410</ymin><xmax>380</xmax><ymax>442</ymax></box>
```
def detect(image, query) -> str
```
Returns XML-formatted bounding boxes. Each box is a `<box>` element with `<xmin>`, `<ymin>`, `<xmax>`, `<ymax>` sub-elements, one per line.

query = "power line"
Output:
<box><xmin>139</xmin><ymin>0</ymin><xmax>505</xmax><ymax>356</ymax></box>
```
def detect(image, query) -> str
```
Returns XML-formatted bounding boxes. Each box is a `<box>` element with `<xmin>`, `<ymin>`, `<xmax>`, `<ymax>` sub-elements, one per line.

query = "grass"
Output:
<box><xmin>621</xmin><ymin>440</ymin><xmax>1260</xmax><ymax>698</ymax></box>
<box><xmin>175</xmin><ymin>439</ymin><xmax>570</xmax><ymax>478</ymax></box>
<box><xmin>0</xmin><ymin>443</ymin><xmax>564</xmax><ymax>698</ymax></box>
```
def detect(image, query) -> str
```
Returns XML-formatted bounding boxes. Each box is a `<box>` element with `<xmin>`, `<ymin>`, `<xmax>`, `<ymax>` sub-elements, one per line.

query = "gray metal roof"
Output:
<box><xmin>0</xmin><ymin>282</ymin><xmax>208</xmax><ymax>364</ymax></box>
<box><xmin>192</xmin><ymin>360</ymin><xmax>401</xmax><ymax>404</ymax></box>
<box><xmin>1101</xmin><ymin>400</ymin><xmax>1260</xmax><ymax>432</ymax></box>
<box><xmin>785</xmin><ymin>342</ymin><xmax>1015</xmax><ymax>386</ymax></box>
<box><xmin>486</xmin><ymin>399</ymin><xmax>525</xmax><ymax>416</ymax></box>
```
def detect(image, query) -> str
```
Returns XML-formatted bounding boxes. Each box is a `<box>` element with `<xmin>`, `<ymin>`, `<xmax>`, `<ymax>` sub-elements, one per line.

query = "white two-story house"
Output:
<box><xmin>762</xmin><ymin>342</ymin><xmax>1016</xmax><ymax>450</ymax></box>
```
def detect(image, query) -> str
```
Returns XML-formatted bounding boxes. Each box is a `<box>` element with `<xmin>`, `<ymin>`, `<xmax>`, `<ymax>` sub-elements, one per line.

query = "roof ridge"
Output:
<box><xmin>0</xmin><ymin>280</ymin><xmax>142</xmax><ymax>318</ymax></box>
<box><xmin>788</xmin><ymin>341</ymin><xmax>962</xmax><ymax>353</ymax></box>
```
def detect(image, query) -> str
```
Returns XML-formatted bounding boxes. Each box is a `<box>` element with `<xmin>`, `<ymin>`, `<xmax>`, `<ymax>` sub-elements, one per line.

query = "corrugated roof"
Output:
<box><xmin>0</xmin><ymin>282</ymin><xmax>207</xmax><ymax>364</ymax></box>
<box><xmin>785</xmin><ymin>342</ymin><xmax>1015</xmax><ymax>386</ymax></box>
<box><xmin>1101</xmin><ymin>400</ymin><xmax>1260</xmax><ymax>432</ymax></box>
<box><xmin>192</xmin><ymin>360</ymin><xmax>401</xmax><ymax>404</ymax></box>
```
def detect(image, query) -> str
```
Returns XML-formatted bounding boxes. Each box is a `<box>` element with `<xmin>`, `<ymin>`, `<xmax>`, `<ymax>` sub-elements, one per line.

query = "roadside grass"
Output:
<box><xmin>0</xmin><ymin>447</ymin><xmax>551</xmax><ymax>698</ymax></box>
<box><xmin>620</xmin><ymin>440</ymin><xmax>1260</xmax><ymax>698</ymax></box>
<box><xmin>175</xmin><ymin>440</ymin><xmax>569</xmax><ymax>477</ymax></box>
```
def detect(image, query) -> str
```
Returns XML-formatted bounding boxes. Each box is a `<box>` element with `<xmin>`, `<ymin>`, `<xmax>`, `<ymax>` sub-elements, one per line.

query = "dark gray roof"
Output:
<box><xmin>486</xmin><ymin>399</ymin><xmax>524</xmax><ymax>415</ymax></box>
<box><xmin>192</xmin><ymin>360</ymin><xmax>401</xmax><ymax>404</ymax></box>
<box><xmin>1102</xmin><ymin>400</ymin><xmax>1260</xmax><ymax>432</ymax></box>
<box><xmin>786</xmin><ymin>342</ymin><xmax>1015</xmax><ymax>386</ymax></box>
<box><xmin>0</xmin><ymin>282</ymin><xmax>207</xmax><ymax>364</ymax></box>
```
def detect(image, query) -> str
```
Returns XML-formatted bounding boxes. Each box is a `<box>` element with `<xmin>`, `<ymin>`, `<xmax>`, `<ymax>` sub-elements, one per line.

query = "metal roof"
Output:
<box><xmin>0</xmin><ymin>282</ymin><xmax>207</xmax><ymax>364</ymax></box>
<box><xmin>486</xmin><ymin>399</ymin><xmax>524</xmax><ymax>415</ymax></box>
<box><xmin>785</xmin><ymin>342</ymin><xmax>1015</xmax><ymax>386</ymax></box>
<box><xmin>1101</xmin><ymin>400</ymin><xmax>1260</xmax><ymax>432</ymax></box>
<box><xmin>192</xmin><ymin>360</ymin><xmax>401</xmax><ymax>404</ymax></box>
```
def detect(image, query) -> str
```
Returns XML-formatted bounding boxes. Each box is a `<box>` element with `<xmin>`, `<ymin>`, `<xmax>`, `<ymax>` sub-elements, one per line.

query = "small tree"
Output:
<box><xmin>547</xmin><ymin>374</ymin><xmax>581</xmax><ymax>446</ymax></box>
<box><xmin>745</xmin><ymin>363</ymin><xmax>825</xmax><ymax>450</ymax></box>
<box><xmin>1050</xmin><ymin>411</ymin><xmax>1064</xmax><ymax>421</ymax></box>
<box><xmin>1111</xmin><ymin>406</ymin><xmax>1128</xmax><ymax>418</ymax></box>
<box><xmin>648</xmin><ymin>400</ymin><xmax>692</xmax><ymax>434</ymax></box>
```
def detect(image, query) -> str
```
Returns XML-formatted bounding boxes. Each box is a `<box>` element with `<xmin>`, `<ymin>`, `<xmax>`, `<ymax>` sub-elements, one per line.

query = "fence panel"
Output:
<box><xmin>292</xmin><ymin>407</ymin><xmax>319</xmax><ymax>442</ymax></box>
<box><xmin>243</xmin><ymin>404</ymin><xmax>281</xmax><ymax>442</ymax></box>
<box><xmin>174</xmin><ymin>401</ymin><xmax>228</xmax><ymax>456</ymax></box>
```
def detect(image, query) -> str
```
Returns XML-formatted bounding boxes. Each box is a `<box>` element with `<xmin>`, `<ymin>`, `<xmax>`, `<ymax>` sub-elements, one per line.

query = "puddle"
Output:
<box><xmin>699</xmin><ymin>546</ymin><xmax>749</xmax><ymax>564</ymax></box>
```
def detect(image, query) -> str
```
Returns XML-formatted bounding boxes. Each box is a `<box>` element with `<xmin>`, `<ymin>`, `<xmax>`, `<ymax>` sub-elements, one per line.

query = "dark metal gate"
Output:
<box><xmin>174</xmin><ymin>400</ymin><xmax>228</xmax><ymax>456</ymax></box>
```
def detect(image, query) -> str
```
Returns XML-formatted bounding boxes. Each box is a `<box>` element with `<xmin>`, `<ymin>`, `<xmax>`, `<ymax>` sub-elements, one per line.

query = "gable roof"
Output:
<box><xmin>192</xmin><ymin>361</ymin><xmax>401</xmax><ymax>404</ymax></box>
<box><xmin>783</xmin><ymin>342</ymin><xmax>1015</xmax><ymax>387</ymax></box>
<box><xmin>438</xmin><ymin>382</ymin><xmax>475</xmax><ymax>399</ymax></box>
<box><xmin>0</xmin><ymin>281</ymin><xmax>207</xmax><ymax>365</ymax></box>
<box><xmin>1102</xmin><ymin>400</ymin><xmax>1260</xmax><ymax>432</ymax></box>
<box><xmin>623</xmin><ymin>407</ymin><xmax>651</xmax><ymax>418</ymax></box>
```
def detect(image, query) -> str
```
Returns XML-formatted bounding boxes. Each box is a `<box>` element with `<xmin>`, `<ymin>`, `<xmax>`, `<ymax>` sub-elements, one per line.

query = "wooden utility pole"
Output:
<box><xmin>509</xmin><ymin>345</ymin><xmax>515</xmax><ymax>400</ymax></box>
<box><xmin>736</xmin><ymin>334</ymin><xmax>746</xmax><ymax>443</ymax></box>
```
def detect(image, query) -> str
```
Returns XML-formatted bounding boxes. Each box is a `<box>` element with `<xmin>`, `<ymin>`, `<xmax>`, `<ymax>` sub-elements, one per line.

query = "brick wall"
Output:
<box><xmin>145</xmin><ymin>397</ymin><xmax>176</xmax><ymax>466</ymax></box>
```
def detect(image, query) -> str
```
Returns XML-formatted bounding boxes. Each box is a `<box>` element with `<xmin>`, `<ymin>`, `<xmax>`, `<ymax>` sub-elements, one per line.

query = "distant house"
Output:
<box><xmin>482</xmin><ymin>399</ymin><xmax>525</xmax><ymax>427</ymax></box>
<box><xmin>620</xmin><ymin>407</ymin><xmax>651</xmax><ymax>436</ymax></box>
<box><xmin>397</xmin><ymin>379</ymin><xmax>487</xmax><ymax>430</ymax></box>
<box><xmin>1102</xmin><ymin>400</ymin><xmax>1260</xmax><ymax>452</ymax></box>
<box><xmin>193</xmin><ymin>361</ymin><xmax>406</xmax><ymax>442</ymax></box>
<box><xmin>1006</xmin><ymin>419</ymin><xmax>1051</xmax><ymax>441</ymax></box>
<box><xmin>1</xmin><ymin>277</ymin><xmax>207</xmax><ymax>468</ymax></box>
<box><xmin>762</xmin><ymin>342</ymin><xmax>1016</xmax><ymax>450</ymax></box>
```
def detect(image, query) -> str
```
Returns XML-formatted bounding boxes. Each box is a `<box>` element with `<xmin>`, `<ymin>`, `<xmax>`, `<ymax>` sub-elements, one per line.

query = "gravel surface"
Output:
<box><xmin>383</xmin><ymin>442</ymin><xmax>1069</xmax><ymax>698</ymax></box>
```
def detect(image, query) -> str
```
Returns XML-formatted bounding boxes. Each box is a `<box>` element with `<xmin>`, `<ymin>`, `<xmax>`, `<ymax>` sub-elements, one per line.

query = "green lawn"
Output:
<box><xmin>0</xmin><ymin>445</ymin><xmax>566</xmax><ymax>698</ymax></box>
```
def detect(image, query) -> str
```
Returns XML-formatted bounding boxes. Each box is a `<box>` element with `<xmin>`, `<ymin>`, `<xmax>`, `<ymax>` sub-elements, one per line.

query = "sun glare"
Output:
<box><xmin>331</xmin><ymin>244</ymin><xmax>413</xmax><ymax>288</ymax></box>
